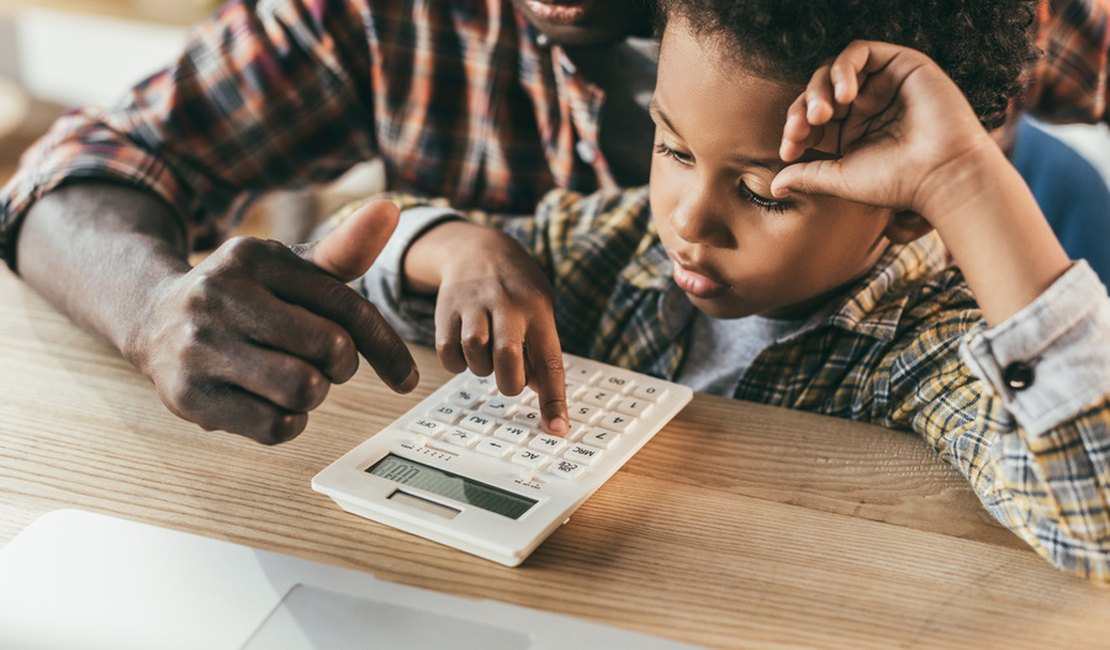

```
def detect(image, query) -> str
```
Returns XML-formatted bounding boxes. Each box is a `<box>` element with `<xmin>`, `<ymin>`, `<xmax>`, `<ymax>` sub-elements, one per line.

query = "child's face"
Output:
<box><xmin>650</xmin><ymin>19</ymin><xmax>896</xmax><ymax>320</ymax></box>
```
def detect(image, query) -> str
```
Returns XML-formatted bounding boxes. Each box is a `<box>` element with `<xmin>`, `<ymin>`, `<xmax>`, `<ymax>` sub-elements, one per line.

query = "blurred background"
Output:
<box><xmin>0</xmin><ymin>0</ymin><xmax>382</xmax><ymax>243</ymax></box>
<box><xmin>0</xmin><ymin>0</ymin><xmax>216</xmax><ymax>194</ymax></box>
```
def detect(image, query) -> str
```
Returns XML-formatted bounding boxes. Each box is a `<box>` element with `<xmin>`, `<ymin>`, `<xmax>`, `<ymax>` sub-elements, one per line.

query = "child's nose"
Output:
<box><xmin>671</xmin><ymin>191</ymin><xmax>732</xmax><ymax>247</ymax></box>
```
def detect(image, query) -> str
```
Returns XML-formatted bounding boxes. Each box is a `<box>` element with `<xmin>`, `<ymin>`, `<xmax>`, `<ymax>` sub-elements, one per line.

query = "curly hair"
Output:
<box><xmin>657</xmin><ymin>0</ymin><xmax>1041</xmax><ymax>129</ymax></box>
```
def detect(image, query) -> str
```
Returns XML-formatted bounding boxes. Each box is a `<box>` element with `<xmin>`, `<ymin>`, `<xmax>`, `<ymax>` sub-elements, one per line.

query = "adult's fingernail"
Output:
<box><xmin>398</xmin><ymin>368</ymin><xmax>419</xmax><ymax>393</ymax></box>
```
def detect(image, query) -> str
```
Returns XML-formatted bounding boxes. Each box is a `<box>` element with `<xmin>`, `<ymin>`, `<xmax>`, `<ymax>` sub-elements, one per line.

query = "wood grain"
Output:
<box><xmin>1</xmin><ymin>266</ymin><xmax>1106</xmax><ymax>648</ymax></box>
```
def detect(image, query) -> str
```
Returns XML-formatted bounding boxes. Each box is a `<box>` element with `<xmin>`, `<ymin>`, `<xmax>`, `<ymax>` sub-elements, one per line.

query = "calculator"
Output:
<box><xmin>312</xmin><ymin>353</ymin><xmax>692</xmax><ymax>567</ymax></box>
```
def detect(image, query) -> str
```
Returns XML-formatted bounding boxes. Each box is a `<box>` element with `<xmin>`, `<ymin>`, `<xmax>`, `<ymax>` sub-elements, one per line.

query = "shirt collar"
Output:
<box><xmin>822</xmin><ymin>231</ymin><xmax>949</xmax><ymax>341</ymax></box>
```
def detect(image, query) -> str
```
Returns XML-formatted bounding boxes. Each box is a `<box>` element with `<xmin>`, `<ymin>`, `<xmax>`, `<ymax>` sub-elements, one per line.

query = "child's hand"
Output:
<box><xmin>773</xmin><ymin>40</ymin><xmax>1070</xmax><ymax>326</ymax></box>
<box><xmin>772</xmin><ymin>40</ymin><xmax>996</xmax><ymax>223</ymax></box>
<box><xmin>418</xmin><ymin>222</ymin><xmax>569</xmax><ymax>436</ymax></box>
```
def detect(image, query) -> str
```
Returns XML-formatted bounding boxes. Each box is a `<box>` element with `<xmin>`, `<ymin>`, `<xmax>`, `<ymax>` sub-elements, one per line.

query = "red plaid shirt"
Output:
<box><xmin>0</xmin><ymin>0</ymin><xmax>617</xmax><ymax>261</ymax></box>
<box><xmin>1025</xmin><ymin>0</ymin><xmax>1110</xmax><ymax>123</ymax></box>
<box><xmin>2</xmin><ymin>0</ymin><xmax>1107</xmax><ymax>264</ymax></box>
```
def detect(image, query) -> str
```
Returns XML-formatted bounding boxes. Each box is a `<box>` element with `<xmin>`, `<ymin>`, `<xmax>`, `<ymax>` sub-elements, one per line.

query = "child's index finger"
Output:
<box><xmin>525</xmin><ymin>328</ymin><xmax>569</xmax><ymax>436</ymax></box>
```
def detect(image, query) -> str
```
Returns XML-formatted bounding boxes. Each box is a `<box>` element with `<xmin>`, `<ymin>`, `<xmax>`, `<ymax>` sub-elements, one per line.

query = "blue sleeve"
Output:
<box><xmin>1009</xmin><ymin>116</ymin><xmax>1110</xmax><ymax>291</ymax></box>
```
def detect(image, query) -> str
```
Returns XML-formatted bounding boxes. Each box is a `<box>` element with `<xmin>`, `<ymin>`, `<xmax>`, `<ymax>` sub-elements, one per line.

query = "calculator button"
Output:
<box><xmin>493</xmin><ymin>423</ymin><xmax>533</xmax><ymax>444</ymax></box>
<box><xmin>447</xmin><ymin>389</ymin><xmax>482</xmax><ymax>407</ymax></box>
<box><xmin>476</xmin><ymin>438</ymin><xmax>514</xmax><ymax>458</ymax></box>
<box><xmin>631</xmin><ymin>383</ymin><xmax>666</xmax><ymax>402</ymax></box>
<box><xmin>569</xmin><ymin>403</ymin><xmax>603</xmax><ymax>424</ymax></box>
<box><xmin>466</xmin><ymin>376</ymin><xmax>498</xmax><ymax>394</ymax></box>
<box><xmin>511</xmin><ymin>449</ymin><xmax>550</xmax><ymax>469</ymax></box>
<box><xmin>581</xmin><ymin>389</ymin><xmax>618</xmax><ymax>409</ymax></box>
<box><xmin>614</xmin><ymin>398</ymin><xmax>652</xmax><ymax>418</ymax></box>
<box><xmin>564</xmin><ymin>443</ymin><xmax>604</xmax><ymax>465</ymax></box>
<box><xmin>479</xmin><ymin>398</ymin><xmax>516</xmax><ymax>419</ymax></box>
<box><xmin>595</xmin><ymin>413</ymin><xmax>632</xmax><ymax>432</ymax></box>
<box><xmin>459</xmin><ymin>413</ymin><xmax>498</xmax><ymax>435</ymax></box>
<box><xmin>529</xmin><ymin>434</ymin><xmax>568</xmax><ymax>455</ymax></box>
<box><xmin>513</xmin><ymin>407</ymin><xmax>542</xmax><ymax>427</ymax></box>
<box><xmin>565</xmin><ymin>422</ymin><xmax>590</xmax><ymax>442</ymax></box>
<box><xmin>427</xmin><ymin>403</ymin><xmax>465</xmax><ymax>424</ymax></box>
<box><xmin>548</xmin><ymin>459</ymin><xmax>587</xmax><ymax>479</ymax></box>
<box><xmin>582</xmin><ymin>428</ymin><xmax>620</xmax><ymax>448</ymax></box>
<box><xmin>442</xmin><ymin>428</ymin><xmax>481</xmax><ymax>448</ymax></box>
<box><xmin>565</xmin><ymin>365</ymin><xmax>600</xmax><ymax>384</ymax></box>
<box><xmin>598</xmin><ymin>374</ymin><xmax>634</xmax><ymax>394</ymax></box>
<box><xmin>407</xmin><ymin>418</ymin><xmax>447</xmax><ymax>437</ymax></box>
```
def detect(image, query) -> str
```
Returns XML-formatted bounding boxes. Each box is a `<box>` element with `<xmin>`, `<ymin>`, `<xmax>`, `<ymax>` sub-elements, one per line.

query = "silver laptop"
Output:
<box><xmin>0</xmin><ymin>510</ymin><xmax>700</xmax><ymax>650</ymax></box>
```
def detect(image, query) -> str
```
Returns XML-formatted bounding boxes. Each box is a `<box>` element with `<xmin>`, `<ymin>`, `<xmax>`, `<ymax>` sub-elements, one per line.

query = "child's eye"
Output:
<box><xmin>654</xmin><ymin>142</ymin><xmax>693</xmax><ymax>166</ymax></box>
<box><xmin>738</xmin><ymin>179</ymin><xmax>789</xmax><ymax>213</ymax></box>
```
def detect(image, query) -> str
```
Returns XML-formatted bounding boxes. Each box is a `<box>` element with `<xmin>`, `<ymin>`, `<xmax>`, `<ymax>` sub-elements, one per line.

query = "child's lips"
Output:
<box><xmin>672</xmin><ymin>260</ymin><xmax>728</xmax><ymax>299</ymax></box>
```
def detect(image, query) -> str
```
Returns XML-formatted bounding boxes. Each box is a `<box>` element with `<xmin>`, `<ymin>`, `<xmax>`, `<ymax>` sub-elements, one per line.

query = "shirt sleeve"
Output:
<box><xmin>1023</xmin><ymin>0</ymin><xmax>1110</xmax><ymax>124</ymax></box>
<box><xmin>356</xmin><ymin>206</ymin><xmax>463</xmax><ymax>346</ymax></box>
<box><xmin>0</xmin><ymin>0</ymin><xmax>380</xmax><ymax>266</ymax></box>
<box><xmin>897</xmin><ymin>261</ymin><xmax>1110</xmax><ymax>581</ymax></box>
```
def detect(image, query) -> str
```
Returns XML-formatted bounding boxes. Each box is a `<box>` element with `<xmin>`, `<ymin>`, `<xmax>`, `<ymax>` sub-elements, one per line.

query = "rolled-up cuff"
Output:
<box><xmin>960</xmin><ymin>261</ymin><xmax>1110</xmax><ymax>435</ymax></box>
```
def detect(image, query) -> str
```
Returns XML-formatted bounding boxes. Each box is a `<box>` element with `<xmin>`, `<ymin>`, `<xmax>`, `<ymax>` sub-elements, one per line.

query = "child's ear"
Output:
<box><xmin>883</xmin><ymin>210</ymin><xmax>935</xmax><ymax>244</ymax></box>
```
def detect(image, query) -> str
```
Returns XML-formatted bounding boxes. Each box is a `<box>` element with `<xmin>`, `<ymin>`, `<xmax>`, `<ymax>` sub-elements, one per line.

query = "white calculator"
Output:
<box><xmin>312</xmin><ymin>353</ymin><xmax>692</xmax><ymax>567</ymax></box>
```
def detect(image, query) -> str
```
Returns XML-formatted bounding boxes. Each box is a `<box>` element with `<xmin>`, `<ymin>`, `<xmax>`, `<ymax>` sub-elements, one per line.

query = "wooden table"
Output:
<box><xmin>1</xmin><ymin>265</ymin><xmax>1106</xmax><ymax>648</ymax></box>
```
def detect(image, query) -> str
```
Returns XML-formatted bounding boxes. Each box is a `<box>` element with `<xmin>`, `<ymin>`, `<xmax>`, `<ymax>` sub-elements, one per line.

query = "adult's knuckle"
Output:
<box><xmin>159</xmin><ymin>374</ymin><xmax>198</xmax><ymax>416</ymax></box>
<box><xmin>306</xmin><ymin>324</ymin><xmax>354</xmax><ymax>370</ymax></box>
<box><xmin>221</xmin><ymin>235</ymin><xmax>266</xmax><ymax>261</ymax></box>
<box><xmin>287</xmin><ymin>369</ymin><xmax>330</xmax><ymax>412</ymax></box>
<box><xmin>183</xmin><ymin>272</ymin><xmax>218</xmax><ymax>309</ymax></box>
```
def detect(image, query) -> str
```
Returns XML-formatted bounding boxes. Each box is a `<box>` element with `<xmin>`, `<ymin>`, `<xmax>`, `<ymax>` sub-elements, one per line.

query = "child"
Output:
<box><xmin>350</xmin><ymin>0</ymin><xmax>1110</xmax><ymax>580</ymax></box>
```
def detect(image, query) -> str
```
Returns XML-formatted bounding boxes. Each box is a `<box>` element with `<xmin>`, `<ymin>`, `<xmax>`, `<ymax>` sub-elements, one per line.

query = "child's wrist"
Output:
<box><xmin>403</xmin><ymin>220</ymin><xmax>490</xmax><ymax>294</ymax></box>
<box><xmin>913</xmin><ymin>134</ymin><xmax>1007</xmax><ymax>229</ymax></box>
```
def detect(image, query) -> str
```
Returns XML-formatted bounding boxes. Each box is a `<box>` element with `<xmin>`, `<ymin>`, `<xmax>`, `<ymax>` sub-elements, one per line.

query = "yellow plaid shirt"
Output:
<box><xmin>365</xmin><ymin>186</ymin><xmax>1110</xmax><ymax>581</ymax></box>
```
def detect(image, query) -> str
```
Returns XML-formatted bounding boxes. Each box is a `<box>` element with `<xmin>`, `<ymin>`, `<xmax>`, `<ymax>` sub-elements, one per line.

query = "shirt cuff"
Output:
<box><xmin>356</xmin><ymin>206</ymin><xmax>463</xmax><ymax>345</ymax></box>
<box><xmin>0</xmin><ymin>113</ymin><xmax>197</xmax><ymax>270</ymax></box>
<box><xmin>960</xmin><ymin>260</ymin><xmax>1110</xmax><ymax>435</ymax></box>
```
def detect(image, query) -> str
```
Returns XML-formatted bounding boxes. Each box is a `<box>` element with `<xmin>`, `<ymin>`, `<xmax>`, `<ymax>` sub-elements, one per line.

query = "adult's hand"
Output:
<box><xmin>129</xmin><ymin>199</ymin><xmax>418</xmax><ymax>443</ymax></box>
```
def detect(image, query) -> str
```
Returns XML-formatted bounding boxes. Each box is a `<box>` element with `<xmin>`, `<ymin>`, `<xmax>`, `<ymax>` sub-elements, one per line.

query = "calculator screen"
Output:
<box><xmin>367</xmin><ymin>454</ymin><xmax>537</xmax><ymax>519</ymax></box>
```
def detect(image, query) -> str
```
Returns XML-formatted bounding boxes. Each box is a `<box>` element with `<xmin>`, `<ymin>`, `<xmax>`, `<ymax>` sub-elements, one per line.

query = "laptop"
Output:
<box><xmin>0</xmin><ymin>510</ymin><xmax>700</xmax><ymax>649</ymax></box>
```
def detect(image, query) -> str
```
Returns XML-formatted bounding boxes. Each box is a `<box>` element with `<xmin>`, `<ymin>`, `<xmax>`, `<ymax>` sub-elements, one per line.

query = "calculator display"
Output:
<box><xmin>367</xmin><ymin>454</ymin><xmax>536</xmax><ymax>519</ymax></box>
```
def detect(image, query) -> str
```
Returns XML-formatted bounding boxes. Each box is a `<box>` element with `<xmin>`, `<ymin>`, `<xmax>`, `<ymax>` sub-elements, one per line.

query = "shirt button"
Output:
<box><xmin>575</xmin><ymin>139</ymin><xmax>597</xmax><ymax>164</ymax></box>
<box><xmin>536</xmin><ymin>33</ymin><xmax>550</xmax><ymax>47</ymax></box>
<box><xmin>1003</xmin><ymin>361</ymin><xmax>1035</xmax><ymax>391</ymax></box>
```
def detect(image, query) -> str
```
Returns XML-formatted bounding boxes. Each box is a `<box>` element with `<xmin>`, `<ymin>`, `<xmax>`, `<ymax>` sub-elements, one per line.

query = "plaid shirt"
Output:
<box><xmin>1025</xmin><ymin>0</ymin><xmax>1110</xmax><ymax>123</ymax></box>
<box><xmin>1</xmin><ymin>0</ymin><xmax>1107</xmax><ymax>265</ymax></box>
<box><xmin>0</xmin><ymin>0</ymin><xmax>615</xmax><ymax>263</ymax></box>
<box><xmin>368</xmin><ymin>187</ymin><xmax>1110</xmax><ymax>582</ymax></box>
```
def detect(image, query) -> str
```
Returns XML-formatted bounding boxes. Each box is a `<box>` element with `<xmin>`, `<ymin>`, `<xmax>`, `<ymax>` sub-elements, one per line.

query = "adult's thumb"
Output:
<box><xmin>291</xmin><ymin>199</ymin><xmax>400</xmax><ymax>282</ymax></box>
